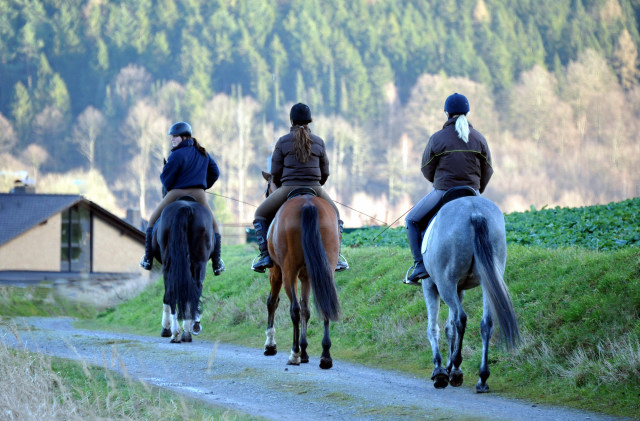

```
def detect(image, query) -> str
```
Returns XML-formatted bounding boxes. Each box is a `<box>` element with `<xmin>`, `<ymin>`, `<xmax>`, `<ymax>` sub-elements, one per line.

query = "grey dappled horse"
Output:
<box><xmin>421</xmin><ymin>196</ymin><xmax>519</xmax><ymax>392</ymax></box>
<box><xmin>152</xmin><ymin>198</ymin><xmax>214</xmax><ymax>343</ymax></box>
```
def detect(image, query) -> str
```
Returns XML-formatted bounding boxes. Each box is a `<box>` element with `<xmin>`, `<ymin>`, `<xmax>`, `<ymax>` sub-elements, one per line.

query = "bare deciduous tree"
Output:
<box><xmin>0</xmin><ymin>113</ymin><xmax>17</xmax><ymax>154</ymax></box>
<box><xmin>70</xmin><ymin>106</ymin><xmax>106</xmax><ymax>170</ymax></box>
<box><xmin>124</xmin><ymin>100</ymin><xmax>170</xmax><ymax>217</ymax></box>
<box><xmin>21</xmin><ymin>143</ymin><xmax>49</xmax><ymax>181</ymax></box>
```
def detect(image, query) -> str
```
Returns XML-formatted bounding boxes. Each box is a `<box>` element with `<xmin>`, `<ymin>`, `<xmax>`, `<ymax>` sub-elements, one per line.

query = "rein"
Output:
<box><xmin>206</xmin><ymin>190</ymin><xmax>409</xmax><ymax>242</ymax></box>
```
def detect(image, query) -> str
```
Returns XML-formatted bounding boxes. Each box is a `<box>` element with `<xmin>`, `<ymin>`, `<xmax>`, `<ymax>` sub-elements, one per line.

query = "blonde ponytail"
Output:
<box><xmin>455</xmin><ymin>115</ymin><xmax>470</xmax><ymax>143</ymax></box>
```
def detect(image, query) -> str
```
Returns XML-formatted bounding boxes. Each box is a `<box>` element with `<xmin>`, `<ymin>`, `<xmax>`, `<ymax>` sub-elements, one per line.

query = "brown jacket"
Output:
<box><xmin>270</xmin><ymin>127</ymin><xmax>330</xmax><ymax>187</ymax></box>
<box><xmin>421</xmin><ymin>118</ymin><xmax>493</xmax><ymax>193</ymax></box>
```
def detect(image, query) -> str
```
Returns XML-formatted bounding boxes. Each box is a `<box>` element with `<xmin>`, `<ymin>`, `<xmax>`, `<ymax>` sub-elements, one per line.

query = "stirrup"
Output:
<box><xmin>403</xmin><ymin>264</ymin><xmax>426</xmax><ymax>286</ymax></box>
<box><xmin>251</xmin><ymin>254</ymin><xmax>273</xmax><ymax>273</ymax></box>
<box><xmin>335</xmin><ymin>254</ymin><xmax>349</xmax><ymax>272</ymax></box>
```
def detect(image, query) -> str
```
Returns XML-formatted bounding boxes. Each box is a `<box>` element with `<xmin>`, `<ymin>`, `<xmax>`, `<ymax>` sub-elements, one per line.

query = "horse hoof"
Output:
<box><xmin>319</xmin><ymin>357</ymin><xmax>333</xmax><ymax>369</ymax></box>
<box><xmin>181</xmin><ymin>332</ymin><xmax>192</xmax><ymax>342</ymax></box>
<box><xmin>449</xmin><ymin>368</ymin><xmax>463</xmax><ymax>387</ymax></box>
<box><xmin>476</xmin><ymin>379</ymin><xmax>490</xmax><ymax>393</ymax></box>
<box><xmin>192</xmin><ymin>322</ymin><xmax>201</xmax><ymax>335</ymax></box>
<box><xmin>432</xmin><ymin>367</ymin><xmax>449</xmax><ymax>389</ymax></box>
<box><xmin>161</xmin><ymin>328</ymin><xmax>171</xmax><ymax>338</ymax></box>
<box><xmin>433</xmin><ymin>374</ymin><xmax>449</xmax><ymax>389</ymax></box>
<box><xmin>286</xmin><ymin>359</ymin><xmax>301</xmax><ymax>366</ymax></box>
<box><xmin>264</xmin><ymin>345</ymin><xmax>277</xmax><ymax>356</ymax></box>
<box><xmin>170</xmin><ymin>337</ymin><xmax>181</xmax><ymax>343</ymax></box>
<box><xmin>301</xmin><ymin>354</ymin><xmax>309</xmax><ymax>364</ymax></box>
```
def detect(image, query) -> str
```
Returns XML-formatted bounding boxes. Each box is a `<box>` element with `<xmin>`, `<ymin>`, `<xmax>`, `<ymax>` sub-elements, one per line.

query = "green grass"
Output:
<box><xmin>0</xmin><ymin>285</ymin><xmax>97</xmax><ymax>318</ymax></box>
<box><xmin>82</xmin><ymin>242</ymin><xmax>640</xmax><ymax>418</ymax></box>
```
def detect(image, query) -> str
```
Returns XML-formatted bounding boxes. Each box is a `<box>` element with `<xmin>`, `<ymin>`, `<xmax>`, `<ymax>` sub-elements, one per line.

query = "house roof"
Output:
<box><xmin>0</xmin><ymin>193</ymin><xmax>144</xmax><ymax>247</ymax></box>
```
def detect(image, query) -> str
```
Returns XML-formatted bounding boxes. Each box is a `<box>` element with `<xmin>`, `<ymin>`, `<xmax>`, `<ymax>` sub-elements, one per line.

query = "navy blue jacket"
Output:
<box><xmin>160</xmin><ymin>139</ymin><xmax>219</xmax><ymax>191</ymax></box>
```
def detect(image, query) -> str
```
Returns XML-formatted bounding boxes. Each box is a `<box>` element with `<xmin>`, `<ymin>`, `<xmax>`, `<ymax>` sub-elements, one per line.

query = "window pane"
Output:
<box><xmin>70</xmin><ymin>207</ymin><xmax>91</xmax><ymax>272</ymax></box>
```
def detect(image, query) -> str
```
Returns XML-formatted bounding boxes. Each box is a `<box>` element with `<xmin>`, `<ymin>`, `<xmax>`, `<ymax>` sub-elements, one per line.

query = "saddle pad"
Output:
<box><xmin>287</xmin><ymin>187</ymin><xmax>317</xmax><ymax>200</ymax></box>
<box><xmin>421</xmin><ymin>213</ymin><xmax>440</xmax><ymax>255</ymax></box>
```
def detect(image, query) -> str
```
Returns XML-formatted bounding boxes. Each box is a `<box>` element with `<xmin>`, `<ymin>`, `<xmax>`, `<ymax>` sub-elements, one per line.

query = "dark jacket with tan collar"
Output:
<box><xmin>421</xmin><ymin>117</ymin><xmax>493</xmax><ymax>193</ymax></box>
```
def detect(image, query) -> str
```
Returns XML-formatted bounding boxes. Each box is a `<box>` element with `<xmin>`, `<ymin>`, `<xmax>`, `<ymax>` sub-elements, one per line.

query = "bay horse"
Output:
<box><xmin>420</xmin><ymin>195</ymin><xmax>519</xmax><ymax>392</ymax></box>
<box><xmin>152</xmin><ymin>197</ymin><xmax>214</xmax><ymax>343</ymax></box>
<box><xmin>261</xmin><ymin>172</ymin><xmax>342</xmax><ymax>369</ymax></box>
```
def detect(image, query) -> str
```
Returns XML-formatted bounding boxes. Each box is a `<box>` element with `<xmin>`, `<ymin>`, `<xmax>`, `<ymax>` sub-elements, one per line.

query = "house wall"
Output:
<box><xmin>0</xmin><ymin>214</ymin><xmax>61</xmax><ymax>271</ymax></box>
<box><xmin>92</xmin><ymin>217</ymin><xmax>144</xmax><ymax>272</ymax></box>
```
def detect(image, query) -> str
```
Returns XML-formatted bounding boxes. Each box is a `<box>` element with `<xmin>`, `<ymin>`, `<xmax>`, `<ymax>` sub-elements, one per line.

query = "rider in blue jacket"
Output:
<box><xmin>140</xmin><ymin>121</ymin><xmax>225</xmax><ymax>276</ymax></box>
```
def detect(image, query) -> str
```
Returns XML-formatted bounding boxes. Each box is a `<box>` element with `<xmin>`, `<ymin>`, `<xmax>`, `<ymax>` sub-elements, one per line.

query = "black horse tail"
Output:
<box><xmin>301</xmin><ymin>202</ymin><xmax>341</xmax><ymax>321</ymax></box>
<box><xmin>471</xmin><ymin>213</ymin><xmax>520</xmax><ymax>349</ymax></box>
<box><xmin>163</xmin><ymin>205</ymin><xmax>198</xmax><ymax>321</ymax></box>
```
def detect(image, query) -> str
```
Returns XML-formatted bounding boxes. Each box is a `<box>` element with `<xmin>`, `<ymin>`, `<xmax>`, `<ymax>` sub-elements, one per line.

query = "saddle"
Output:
<box><xmin>417</xmin><ymin>186</ymin><xmax>478</xmax><ymax>231</ymax></box>
<box><xmin>287</xmin><ymin>187</ymin><xmax>317</xmax><ymax>200</ymax></box>
<box><xmin>176</xmin><ymin>195</ymin><xmax>197</xmax><ymax>202</ymax></box>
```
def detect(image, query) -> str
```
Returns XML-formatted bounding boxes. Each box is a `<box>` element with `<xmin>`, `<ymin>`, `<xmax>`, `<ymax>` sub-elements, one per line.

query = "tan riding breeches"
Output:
<box><xmin>254</xmin><ymin>185</ymin><xmax>340</xmax><ymax>222</ymax></box>
<box><xmin>148</xmin><ymin>188</ymin><xmax>219</xmax><ymax>233</ymax></box>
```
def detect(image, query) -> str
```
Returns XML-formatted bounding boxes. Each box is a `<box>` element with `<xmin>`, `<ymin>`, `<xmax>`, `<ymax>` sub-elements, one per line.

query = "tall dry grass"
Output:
<box><xmin>0</xmin><ymin>324</ymin><xmax>242</xmax><ymax>420</ymax></box>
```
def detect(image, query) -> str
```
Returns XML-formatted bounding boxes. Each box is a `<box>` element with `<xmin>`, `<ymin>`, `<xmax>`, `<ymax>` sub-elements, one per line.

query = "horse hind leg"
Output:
<box><xmin>181</xmin><ymin>319</ymin><xmax>193</xmax><ymax>343</ymax></box>
<box><xmin>170</xmin><ymin>310</ymin><xmax>181</xmax><ymax>343</ymax></box>
<box><xmin>181</xmin><ymin>303</ymin><xmax>194</xmax><ymax>343</ymax></box>
<box><xmin>299</xmin><ymin>277</ymin><xmax>311</xmax><ymax>364</ymax></box>
<box><xmin>192</xmin><ymin>308</ymin><xmax>201</xmax><ymax>336</ymax></box>
<box><xmin>445</xmin><ymin>291</ymin><xmax>466</xmax><ymax>387</ymax></box>
<box><xmin>264</xmin><ymin>270</ymin><xmax>282</xmax><ymax>356</ymax></box>
<box><xmin>287</xmin><ymin>286</ymin><xmax>302</xmax><ymax>366</ymax></box>
<box><xmin>424</xmin><ymin>283</ymin><xmax>448</xmax><ymax>388</ymax></box>
<box><xmin>476</xmin><ymin>298</ymin><xmax>494</xmax><ymax>393</ymax></box>
<box><xmin>319</xmin><ymin>320</ymin><xmax>333</xmax><ymax>369</ymax></box>
<box><xmin>161</xmin><ymin>304</ymin><xmax>172</xmax><ymax>337</ymax></box>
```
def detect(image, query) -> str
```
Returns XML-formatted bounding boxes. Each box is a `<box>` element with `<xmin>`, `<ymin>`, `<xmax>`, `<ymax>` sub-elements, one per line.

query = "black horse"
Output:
<box><xmin>152</xmin><ymin>197</ymin><xmax>214</xmax><ymax>343</ymax></box>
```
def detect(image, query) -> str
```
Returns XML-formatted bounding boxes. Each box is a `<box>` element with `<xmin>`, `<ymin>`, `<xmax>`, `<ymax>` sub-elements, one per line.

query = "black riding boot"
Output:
<box><xmin>404</xmin><ymin>220</ymin><xmax>428</xmax><ymax>284</ymax></box>
<box><xmin>335</xmin><ymin>219</ymin><xmax>349</xmax><ymax>272</ymax></box>
<box><xmin>251</xmin><ymin>218</ymin><xmax>273</xmax><ymax>273</ymax></box>
<box><xmin>140</xmin><ymin>226</ymin><xmax>154</xmax><ymax>270</ymax></box>
<box><xmin>211</xmin><ymin>233</ymin><xmax>225</xmax><ymax>276</ymax></box>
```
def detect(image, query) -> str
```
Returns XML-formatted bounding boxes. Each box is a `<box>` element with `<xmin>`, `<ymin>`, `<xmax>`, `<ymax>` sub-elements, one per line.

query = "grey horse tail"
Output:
<box><xmin>300</xmin><ymin>201</ymin><xmax>342</xmax><ymax>321</ymax></box>
<box><xmin>471</xmin><ymin>213</ymin><xmax>520</xmax><ymax>349</ymax></box>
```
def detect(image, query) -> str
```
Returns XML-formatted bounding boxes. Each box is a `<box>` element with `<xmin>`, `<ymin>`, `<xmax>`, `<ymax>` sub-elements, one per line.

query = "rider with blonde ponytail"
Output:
<box><xmin>404</xmin><ymin>93</ymin><xmax>493</xmax><ymax>285</ymax></box>
<box><xmin>251</xmin><ymin>103</ymin><xmax>349</xmax><ymax>273</ymax></box>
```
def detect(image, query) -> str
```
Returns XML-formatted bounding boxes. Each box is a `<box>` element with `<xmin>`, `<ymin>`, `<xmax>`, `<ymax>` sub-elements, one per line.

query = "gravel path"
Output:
<box><xmin>1</xmin><ymin>317</ymin><xmax>623</xmax><ymax>420</ymax></box>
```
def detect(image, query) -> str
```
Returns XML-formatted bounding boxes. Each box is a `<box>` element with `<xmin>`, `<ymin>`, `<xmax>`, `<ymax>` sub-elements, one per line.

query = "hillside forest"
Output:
<box><xmin>0</xmin><ymin>0</ymin><xmax>639</xmax><ymax>228</ymax></box>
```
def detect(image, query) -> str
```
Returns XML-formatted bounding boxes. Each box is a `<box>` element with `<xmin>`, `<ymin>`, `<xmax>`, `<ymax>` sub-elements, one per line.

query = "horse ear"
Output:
<box><xmin>262</xmin><ymin>171</ymin><xmax>271</xmax><ymax>181</ymax></box>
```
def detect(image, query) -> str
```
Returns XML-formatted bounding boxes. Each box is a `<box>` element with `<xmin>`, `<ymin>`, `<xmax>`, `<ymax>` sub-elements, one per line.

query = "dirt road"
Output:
<box><xmin>1</xmin><ymin>317</ymin><xmax>622</xmax><ymax>420</ymax></box>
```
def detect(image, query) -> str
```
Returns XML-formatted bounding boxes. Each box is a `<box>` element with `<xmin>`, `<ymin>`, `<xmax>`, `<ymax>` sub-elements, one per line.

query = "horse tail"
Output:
<box><xmin>301</xmin><ymin>202</ymin><xmax>342</xmax><ymax>321</ymax></box>
<box><xmin>164</xmin><ymin>205</ymin><xmax>198</xmax><ymax>321</ymax></box>
<box><xmin>471</xmin><ymin>213</ymin><xmax>520</xmax><ymax>349</ymax></box>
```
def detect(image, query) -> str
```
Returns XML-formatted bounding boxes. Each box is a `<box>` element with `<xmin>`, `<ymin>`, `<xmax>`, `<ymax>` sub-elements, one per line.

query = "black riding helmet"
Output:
<box><xmin>168</xmin><ymin>121</ymin><xmax>192</xmax><ymax>137</ymax></box>
<box><xmin>290</xmin><ymin>103</ymin><xmax>312</xmax><ymax>125</ymax></box>
<box><xmin>444</xmin><ymin>93</ymin><xmax>470</xmax><ymax>115</ymax></box>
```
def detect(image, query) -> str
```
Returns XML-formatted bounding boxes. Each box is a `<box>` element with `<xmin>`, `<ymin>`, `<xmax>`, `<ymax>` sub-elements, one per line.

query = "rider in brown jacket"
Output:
<box><xmin>251</xmin><ymin>103</ymin><xmax>349</xmax><ymax>273</ymax></box>
<box><xmin>404</xmin><ymin>93</ymin><xmax>493</xmax><ymax>285</ymax></box>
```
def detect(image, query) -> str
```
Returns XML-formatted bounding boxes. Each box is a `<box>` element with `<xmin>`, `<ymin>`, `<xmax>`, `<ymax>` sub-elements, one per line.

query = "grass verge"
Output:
<box><xmin>0</xmin><ymin>328</ymin><xmax>257</xmax><ymax>420</ymax></box>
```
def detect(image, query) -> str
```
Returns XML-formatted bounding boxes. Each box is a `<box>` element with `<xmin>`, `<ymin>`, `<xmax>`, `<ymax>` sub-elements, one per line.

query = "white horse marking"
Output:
<box><xmin>265</xmin><ymin>327</ymin><xmax>276</xmax><ymax>348</ymax></box>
